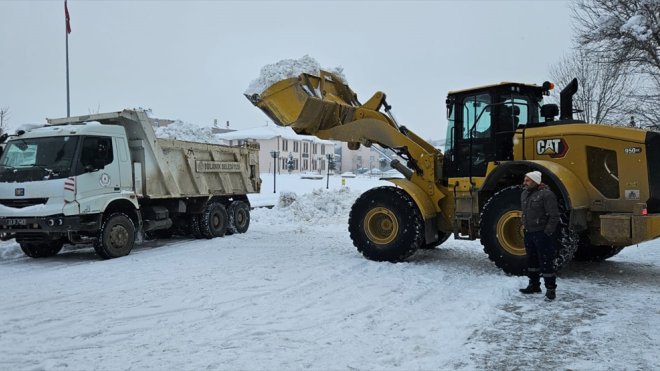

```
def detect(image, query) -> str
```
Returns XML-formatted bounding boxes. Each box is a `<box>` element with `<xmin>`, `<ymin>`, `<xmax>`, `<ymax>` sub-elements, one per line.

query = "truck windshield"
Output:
<box><xmin>0</xmin><ymin>136</ymin><xmax>79</xmax><ymax>182</ymax></box>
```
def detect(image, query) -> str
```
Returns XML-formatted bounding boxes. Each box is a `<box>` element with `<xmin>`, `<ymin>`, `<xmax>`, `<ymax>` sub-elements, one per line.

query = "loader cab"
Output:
<box><xmin>443</xmin><ymin>82</ymin><xmax>546</xmax><ymax>178</ymax></box>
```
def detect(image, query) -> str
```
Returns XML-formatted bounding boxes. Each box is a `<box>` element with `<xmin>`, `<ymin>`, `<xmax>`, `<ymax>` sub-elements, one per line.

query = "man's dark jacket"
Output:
<box><xmin>521</xmin><ymin>184</ymin><xmax>560</xmax><ymax>235</ymax></box>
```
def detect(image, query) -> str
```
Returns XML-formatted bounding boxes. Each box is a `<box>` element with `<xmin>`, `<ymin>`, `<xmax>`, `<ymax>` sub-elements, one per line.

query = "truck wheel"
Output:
<box><xmin>19</xmin><ymin>240</ymin><xmax>64</xmax><ymax>258</ymax></box>
<box><xmin>480</xmin><ymin>185</ymin><xmax>578</xmax><ymax>276</ymax></box>
<box><xmin>227</xmin><ymin>201</ymin><xmax>250</xmax><ymax>234</ymax></box>
<box><xmin>420</xmin><ymin>231</ymin><xmax>451</xmax><ymax>249</ymax></box>
<box><xmin>189</xmin><ymin>214</ymin><xmax>203</xmax><ymax>239</ymax></box>
<box><xmin>94</xmin><ymin>213</ymin><xmax>136</xmax><ymax>259</ymax></box>
<box><xmin>573</xmin><ymin>235</ymin><xmax>624</xmax><ymax>261</ymax></box>
<box><xmin>348</xmin><ymin>186</ymin><xmax>423</xmax><ymax>262</ymax></box>
<box><xmin>200</xmin><ymin>203</ymin><xmax>228</xmax><ymax>238</ymax></box>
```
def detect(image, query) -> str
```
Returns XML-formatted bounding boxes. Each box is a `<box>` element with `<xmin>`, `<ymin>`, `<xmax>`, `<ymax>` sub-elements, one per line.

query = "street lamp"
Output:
<box><xmin>326</xmin><ymin>153</ymin><xmax>334</xmax><ymax>189</ymax></box>
<box><xmin>270</xmin><ymin>150</ymin><xmax>280</xmax><ymax>193</ymax></box>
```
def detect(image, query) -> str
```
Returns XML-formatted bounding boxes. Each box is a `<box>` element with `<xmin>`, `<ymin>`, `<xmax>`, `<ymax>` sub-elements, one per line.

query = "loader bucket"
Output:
<box><xmin>245</xmin><ymin>71</ymin><xmax>360</xmax><ymax>136</ymax></box>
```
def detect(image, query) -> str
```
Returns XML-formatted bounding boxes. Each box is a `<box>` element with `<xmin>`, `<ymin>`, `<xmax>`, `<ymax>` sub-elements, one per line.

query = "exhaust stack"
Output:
<box><xmin>560</xmin><ymin>78</ymin><xmax>578</xmax><ymax>121</ymax></box>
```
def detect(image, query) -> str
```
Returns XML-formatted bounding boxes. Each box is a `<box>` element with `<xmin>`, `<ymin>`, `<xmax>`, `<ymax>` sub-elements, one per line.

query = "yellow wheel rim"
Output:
<box><xmin>496</xmin><ymin>210</ymin><xmax>525</xmax><ymax>256</ymax></box>
<box><xmin>364</xmin><ymin>207</ymin><xmax>399</xmax><ymax>245</ymax></box>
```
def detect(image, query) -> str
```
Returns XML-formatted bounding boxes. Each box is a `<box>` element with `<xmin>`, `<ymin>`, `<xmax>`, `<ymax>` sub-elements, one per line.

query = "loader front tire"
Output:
<box><xmin>200</xmin><ymin>203</ymin><xmax>228</xmax><ymax>239</ymax></box>
<box><xmin>94</xmin><ymin>213</ymin><xmax>136</xmax><ymax>259</ymax></box>
<box><xmin>20</xmin><ymin>240</ymin><xmax>64</xmax><ymax>258</ymax></box>
<box><xmin>348</xmin><ymin>186</ymin><xmax>423</xmax><ymax>262</ymax></box>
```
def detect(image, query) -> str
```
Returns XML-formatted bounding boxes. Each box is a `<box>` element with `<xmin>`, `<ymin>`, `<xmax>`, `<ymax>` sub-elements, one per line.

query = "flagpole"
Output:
<box><xmin>66</xmin><ymin>29</ymin><xmax>70</xmax><ymax>117</ymax></box>
<box><xmin>65</xmin><ymin>0</ymin><xmax>70</xmax><ymax>117</ymax></box>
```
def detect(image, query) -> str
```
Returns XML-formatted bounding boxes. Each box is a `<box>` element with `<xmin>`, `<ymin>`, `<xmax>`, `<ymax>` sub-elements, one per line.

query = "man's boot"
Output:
<box><xmin>544</xmin><ymin>275</ymin><xmax>557</xmax><ymax>301</ymax></box>
<box><xmin>519</xmin><ymin>274</ymin><xmax>542</xmax><ymax>294</ymax></box>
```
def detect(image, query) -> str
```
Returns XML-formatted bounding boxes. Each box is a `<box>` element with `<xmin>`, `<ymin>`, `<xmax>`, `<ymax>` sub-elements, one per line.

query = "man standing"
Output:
<box><xmin>519</xmin><ymin>170</ymin><xmax>560</xmax><ymax>300</ymax></box>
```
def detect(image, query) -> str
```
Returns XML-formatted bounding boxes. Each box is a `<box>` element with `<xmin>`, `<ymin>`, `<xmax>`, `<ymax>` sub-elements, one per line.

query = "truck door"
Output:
<box><xmin>74</xmin><ymin>136</ymin><xmax>121</xmax><ymax>213</ymax></box>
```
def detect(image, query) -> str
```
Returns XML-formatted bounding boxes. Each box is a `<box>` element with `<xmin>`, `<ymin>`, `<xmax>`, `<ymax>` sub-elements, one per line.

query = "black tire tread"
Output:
<box><xmin>93</xmin><ymin>212</ymin><xmax>136</xmax><ymax>259</ymax></box>
<box><xmin>200</xmin><ymin>202</ymin><xmax>228</xmax><ymax>239</ymax></box>
<box><xmin>348</xmin><ymin>186</ymin><xmax>423</xmax><ymax>262</ymax></box>
<box><xmin>227</xmin><ymin>201</ymin><xmax>250</xmax><ymax>234</ymax></box>
<box><xmin>20</xmin><ymin>240</ymin><xmax>64</xmax><ymax>258</ymax></box>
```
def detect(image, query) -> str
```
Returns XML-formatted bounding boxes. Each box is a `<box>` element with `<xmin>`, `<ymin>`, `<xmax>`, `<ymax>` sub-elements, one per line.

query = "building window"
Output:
<box><xmin>321</xmin><ymin>145</ymin><xmax>325</xmax><ymax>155</ymax></box>
<box><xmin>293</xmin><ymin>141</ymin><xmax>299</xmax><ymax>153</ymax></box>
<box><xmin>312</xmin><ymin>144</ymin><xmax>317</xmax><ymax>154</ymax></box>
<box><xmin>303</xmin><ymin>142</ymin><xmax>309</xmax><ymax>154</ymax></box>
<box><xmin>282</xmin><ymin>140</ymin><xmax>288</xmax><ymax>151</ymax></box>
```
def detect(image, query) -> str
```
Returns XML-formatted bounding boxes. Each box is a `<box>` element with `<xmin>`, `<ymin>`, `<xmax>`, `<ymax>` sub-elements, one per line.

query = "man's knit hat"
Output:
<box><xmin>525</xmin><ymin>171</ymin><xmax>542</xmax><ymax>185</ymax></box>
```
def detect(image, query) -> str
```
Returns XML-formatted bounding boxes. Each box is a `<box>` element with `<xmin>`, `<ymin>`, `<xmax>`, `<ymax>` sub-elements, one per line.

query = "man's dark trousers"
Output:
<box><xmin>524</xmin><ymin>230</ymin><xmax>557</xmax><ymax>288</ymax></box>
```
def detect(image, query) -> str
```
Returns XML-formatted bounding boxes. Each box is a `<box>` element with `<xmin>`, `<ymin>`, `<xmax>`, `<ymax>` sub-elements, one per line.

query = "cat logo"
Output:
<box><xmin>536</xmin><ymin>138</ymin><xmax>569</xmax><ymax>158</ymax></box>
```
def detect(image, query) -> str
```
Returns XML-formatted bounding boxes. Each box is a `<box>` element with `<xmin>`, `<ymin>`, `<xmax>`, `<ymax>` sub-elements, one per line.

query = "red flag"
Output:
<box><xmin>65</xmin><ymin>0</ymin><xmax>71</xmax><ymax>34</ymax></box>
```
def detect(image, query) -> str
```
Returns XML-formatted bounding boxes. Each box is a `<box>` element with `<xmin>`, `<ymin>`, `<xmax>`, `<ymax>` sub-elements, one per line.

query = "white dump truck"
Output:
<box><xmin>0</xmin><ymin>109</ymin><xmax>261</xmax><ymax>259</ymax></box>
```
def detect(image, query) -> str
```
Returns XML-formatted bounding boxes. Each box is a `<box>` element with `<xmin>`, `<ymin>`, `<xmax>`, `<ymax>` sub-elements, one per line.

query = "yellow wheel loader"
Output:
<box><xmin>246</xmin><ymin>71</ymin><xmax>660</xmax><ymax>275</ymax></box>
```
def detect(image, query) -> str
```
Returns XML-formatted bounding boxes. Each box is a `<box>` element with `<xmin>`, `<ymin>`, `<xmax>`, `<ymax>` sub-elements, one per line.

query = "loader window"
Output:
<box><xmin>445</xmin><ymin>104</ymin><xmax>455</xmax><ymax>153</ymax></box>
<box><xmin>463</xmin><ymin>94</ymin><xmax>491</xmax><ymax>139</ymax></box>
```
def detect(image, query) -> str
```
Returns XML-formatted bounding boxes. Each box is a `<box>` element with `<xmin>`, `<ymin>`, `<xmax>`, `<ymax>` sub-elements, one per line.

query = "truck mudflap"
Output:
<box><xmin>0</xmin><ymin>214</ymin><xmax>101</xmax><ymax>237</ymax></box>
<box><xmin>600</xmin><ymin>212</ymin><xmax>660</xmax><ymax>245</ymax></box>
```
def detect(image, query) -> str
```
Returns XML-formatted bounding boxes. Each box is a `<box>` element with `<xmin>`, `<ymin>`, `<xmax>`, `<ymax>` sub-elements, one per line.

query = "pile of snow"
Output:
<box><xmin>252</xmin><ymin>187</ymin><xmax>361</xmax><ymax>226</ymax></box>
<box><xmin>245</xmin><ymin>55</ymin><xmax>346</xmax><ymax>96</ymax></box>
<box><xmin>154</xmin><ymin>120</ymin><xmax>222</xmax><ymax>144</ymax></box>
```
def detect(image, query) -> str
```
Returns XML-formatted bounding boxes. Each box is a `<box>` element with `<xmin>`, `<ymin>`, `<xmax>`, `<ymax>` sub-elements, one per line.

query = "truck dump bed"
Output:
<box><xmin>47</xmin><ymin>109</ymin><xmax>260</xmax><ymax>199</ymax></box>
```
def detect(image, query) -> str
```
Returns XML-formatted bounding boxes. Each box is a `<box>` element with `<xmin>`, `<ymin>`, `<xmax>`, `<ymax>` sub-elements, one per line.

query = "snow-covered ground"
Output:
<box><xmin>1</xmin><ymin>174</ymin><xmax>659</xmax><ymax>370</ymax></box>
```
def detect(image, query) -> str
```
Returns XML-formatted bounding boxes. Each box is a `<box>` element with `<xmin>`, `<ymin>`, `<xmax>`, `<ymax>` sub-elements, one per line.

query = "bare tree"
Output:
<box><xmin>0</xmin><ymin>107</ymin><xmax>9</xmax><ymax>135</ymax></box>
<box><xmin>572</xmin><ymin>0</ymin><xmax>660</xmax><ymax>126</ymax></box>
<box><xmin>550</xmin><ymin>49</ymin><xmax>638</xmax><ymax>125</ymax></box>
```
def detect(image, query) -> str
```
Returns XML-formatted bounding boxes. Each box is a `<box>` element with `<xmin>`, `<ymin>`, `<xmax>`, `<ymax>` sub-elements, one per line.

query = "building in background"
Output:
<box><xmin>216</xmin><ymin>125</ymin><xmax>335</xmax><ymax>174</ymax></box>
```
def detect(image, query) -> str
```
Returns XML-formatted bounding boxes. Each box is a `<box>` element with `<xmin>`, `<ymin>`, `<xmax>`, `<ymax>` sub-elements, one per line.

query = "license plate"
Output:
<box><xmin>1</xmin><ymin>219</ymin><xmax>27</xmax><ymax>226</ymax></box>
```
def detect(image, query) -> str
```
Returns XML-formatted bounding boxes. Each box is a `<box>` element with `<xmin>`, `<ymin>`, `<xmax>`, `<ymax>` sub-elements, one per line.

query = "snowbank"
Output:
<box><xmin>245</xmin><ymin>55</ymin><xmax>346</xmax><ymax>96</ymax></box>
<box><xmin>252</xmin><ymin>187</ymin><xmax>361</xmax><ymax>226</ymax></box>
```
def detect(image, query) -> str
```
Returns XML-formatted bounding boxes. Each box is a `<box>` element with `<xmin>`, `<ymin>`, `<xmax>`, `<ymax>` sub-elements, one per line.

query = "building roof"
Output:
<box><xmin>216</xmin><ymin>124</ymin><xmax>334</xmax><ymax>144</ymax></box>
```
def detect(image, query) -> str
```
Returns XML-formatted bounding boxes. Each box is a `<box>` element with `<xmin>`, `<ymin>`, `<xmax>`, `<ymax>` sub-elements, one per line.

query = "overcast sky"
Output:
<box><xmin>0</xmin><ymin>0</ymin><xmax>573</xmax><ymax>139</ymax></box>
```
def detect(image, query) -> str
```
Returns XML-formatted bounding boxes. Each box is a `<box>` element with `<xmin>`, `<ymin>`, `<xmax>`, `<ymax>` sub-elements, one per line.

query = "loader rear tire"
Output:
<box><xmin>480</xmin><ymin>185</ymin><xmax>578</xmax><ymax>276</ymax></box>
<box><xmin>200</xmin><ymin>203</ymin><xmax>228</xmax><ymax>239</ymax></box>
<box><xmin>20</xmin><ymin>240</ymin><xmax>64</xmax><ymax>258</ymax></box>
<box><xmin>94</xmin><ymin>213</ymin><xmax>136</xmax><ymax>259</ymax></box>
<box><xmin>227</xmin><ymin>201</ymin><xmax>250</xmax><ymax>234</ymax></box>
<box><xmin>348</xmin><ymin>186</ymin><xmax>423</xmax><ymax>262</ymax></box>
<box><xmin>480</xmin><ymin>186</ymin><xmax>528</xmax><ymax>275</ymax></box>
<box><xmin>573</xmin><ymin>236</ymin><xmax>624</xmax><ymax>261</ymax></box>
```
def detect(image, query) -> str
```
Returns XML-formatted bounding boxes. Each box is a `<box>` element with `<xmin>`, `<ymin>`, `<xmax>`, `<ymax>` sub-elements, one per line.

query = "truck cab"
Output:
<box><xmin>0</xmin><ymin>123</ymin><xmax>136</xmax><ymax>252</ymax></box>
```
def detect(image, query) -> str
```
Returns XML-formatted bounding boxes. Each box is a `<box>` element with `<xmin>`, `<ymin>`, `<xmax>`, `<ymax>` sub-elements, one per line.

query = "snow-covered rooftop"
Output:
<box><xmin>216</xmin><ymin>124</ymin><xmax>334</xmax><ymax>144</ymax></box>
